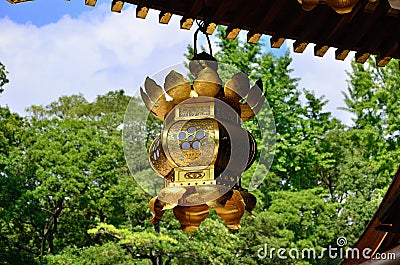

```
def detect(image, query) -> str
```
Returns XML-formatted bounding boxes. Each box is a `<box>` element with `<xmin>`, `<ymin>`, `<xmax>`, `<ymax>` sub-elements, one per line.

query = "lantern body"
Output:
<box><xmin>149</xmin><ymin>97</ymin><xmax>256</xmax><ymax>189</ymax></box>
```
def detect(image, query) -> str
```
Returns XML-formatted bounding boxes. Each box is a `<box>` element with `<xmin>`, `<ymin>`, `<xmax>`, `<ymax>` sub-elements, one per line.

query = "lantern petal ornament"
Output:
<box><xmin>193</xmin><ymin>67</ymin><xmax>222</xmax><ymax>97</ymax></box>
<box><xmin>173</xmin><ymin>204</ymin><xmax>210</xmax><ymax>232</ymax></box>
<box><xmin>189</xmin><ymin>51</ymin><xmax>219</xmax><ymax>77</ymax></box>
<box><xmin>140</xmin><ymin>87</ymin><xmax>154</xmax><ymax>113</ymax></box>
<box><xmin>296</xmin><ymin>0</ymin><xmax>319</xmax><ymax>11</ymax></box>
<box><xmin>185</xmin><ymin>185</ymin><xmax>231</xmax><ymax>206</ymax></box>
<box><xmin>144</xmin><ymin>77</ymin><xmax>164</xmax><ymax>102</ymax></box>
<box><xmin>149</xmin><ymin>197</ymin><xmax>166</xmax><ymax>224</ymax></box>
<box><xmin>214</xmin><ymin>190</ymin><xmax>245</xmax><ymax>230</ymax></box>
<box><xmin>224</xmin><ymin>72</ymin><xmax>250</xmax><ymax>100</ymax></box>
<box><xmin>164</xmin><ymin>70</ymin><xmax>191</xmax><ymax>103</ymax></box>
<box><xmin>151</xmin><ymin>95</ymin><xmax>175</xmax><ymax>121</ymax></box>
<box><xmin>141</xmin><ymin>77</ymin><xmax>176</xmax><ymax>121</ymax></box>
<box><xmin>251</xmin><ymin>96</ymin><xmax>266</xmax><ymax>119</ymax></box>
<box><xmin>239</xmin><ymin>189</ymin><xmax>257</xmax><ymax>217</ymax></box>
<box><xmin>206</xmin><ymin>189</ymin><xmax>234</xmax><ymax>208</ymax></box>
<box><xmin>240</xmin><ymin>103</ymin><xmax>256</xmax><ymax>122</ymax></box>
<box><xmin>246</xmin><ymin>80</ymin><xmax>264</xmax><ymax>109</ymax></box>
<box><xmin>389</xmin><ymin>0</ymin><xmax>400</xmax><ymax>10</ymax></box>
<box><xmin>157</xmin><ymin>186</ymin><xmax>187</xmax><ymax>206</ymax></box>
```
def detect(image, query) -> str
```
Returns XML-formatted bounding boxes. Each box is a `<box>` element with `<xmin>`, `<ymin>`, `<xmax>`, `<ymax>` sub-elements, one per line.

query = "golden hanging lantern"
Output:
<box><xmin>141</xmin><ymin>27</ymin><xmax>265</xmax><ymax>232</ymax></box>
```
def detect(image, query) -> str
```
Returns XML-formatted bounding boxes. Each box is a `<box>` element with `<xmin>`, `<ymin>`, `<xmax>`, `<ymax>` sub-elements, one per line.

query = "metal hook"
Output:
<box><xmin>193</xmin><ymin>26</ymin><xmax>213</xmax><ymax>58</ymax></box>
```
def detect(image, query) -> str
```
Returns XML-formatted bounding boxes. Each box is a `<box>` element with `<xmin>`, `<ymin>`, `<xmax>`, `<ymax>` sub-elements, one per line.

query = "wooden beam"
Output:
<box><xmin>220</xmin><ymin>0</ymin><xmax>271</xmax><ymax>42</ymax></box>
<box><xmin>226</xmin><ymin>26</ymin><xmax>241</xmax><ymax>40</ymax></box>
<box><xmin>178</xmin><ymin>0</ymin><xmax>204</xmax><ymax>28</ymax></box>
<box><xmin>376</xmin><ymin>55</ymin><xmax>391</xmax><ymax>67</ymax></box>
<box><xmin>159</xmin><ymin>11</ymin><xmax>172</xmax><ymax>24</ymax></box>
<box><xmin>205</xmin><ymin>22</ymin><xmax>217</xmax><ymax>35</ymax></box>
<box><xmin>324</xmin><ymin>2</ymin><xmax>362</xmax><ymax>48</ymax></box>
<box><xmin>85</xmin><ymin>0</ymin><xmax>97</xmax><ymax>6</ymax></box>
<box><xmin>295</xmin><ymin>7</ymin><xmax>332</xmax><ymax>48</ymax></box>
<box><xmin>293</xmin><ymin>41</ymin><xmax>308</xmax><ymax>53</ymax></box>
<box><xmin>270</xmin><ymin>36</ymin><xmax>285</xmax><ymax>49</ymax></box>
<box><xmin>253</xmin><ymin>0</ymin><xmax>286</xmax><ymax>34</ymax></box>
<box><xmin>365</xmin><ymin>0</ymin><xmax>380</xmax><ymax>13</ymax></box>
<box><xmin>207</xmin><ymin>0</ymin><xmax>236</xmax><ymax>25</ymax></box>
<box><xmin>335</xmin><ymin>49</ymin><xmax>350</xmax><ymax>60</ymax></box>
<box><xmin>339</xmin><ymin>3</ymin><xmax>387</xmax><ymax>56</ymax></box>
<box><xmin>180</xmin><ymin>17</ymin><xmax>194</xmax><ymax>30</ymax></box>
<box><xmin>387</xmin><ymin>7</ymin><xmax>400</xmax><ymax>16</ymax></box>
<box><xmin>247</xmin><ymin>32</ymin><xmax>262</xmax><ymax>44</ymax></box>
<box><xmin>314</xmin><ymin>45</ymin><xmax>330</xmax><ymax>57</ymax></box>
<box><xmin>355</xmin><ymin>52</ymin><xmax>371</xmax><ymax>63</ymax></box>
<box><xmin>111</xmin><ymin>0</ymin><xmax>124</xmax><ymax>13</ymax></box>
<box><xmin>136</xmin><ymin>6</ymin><xmax>149</xmax><ymax>19</ymax></box>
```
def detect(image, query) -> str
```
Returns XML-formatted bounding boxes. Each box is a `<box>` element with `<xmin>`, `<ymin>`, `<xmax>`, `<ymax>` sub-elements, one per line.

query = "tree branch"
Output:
<box><xmin>0</xmin><ymin>233</ymin><xmax>39</xmax><ymax>255</ymax></box>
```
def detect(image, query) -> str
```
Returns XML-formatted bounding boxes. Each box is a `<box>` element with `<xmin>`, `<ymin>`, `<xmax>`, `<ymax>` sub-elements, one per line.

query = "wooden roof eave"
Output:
<box><xmin>340</xmin><ymin>167</ymin><xmax>400</xmax><ymax>265</ymax></box>
<box><xmin>7</xmin><ymin>0</ymin><xmax>400</xmax><ymax>66</ymax></box>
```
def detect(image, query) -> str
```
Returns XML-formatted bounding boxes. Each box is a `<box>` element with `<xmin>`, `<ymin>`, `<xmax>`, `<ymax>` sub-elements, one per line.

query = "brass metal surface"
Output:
<box><xmin>193</xmin><ymin>67</ymin><xmax>222</xmax><ymax>97</ymax></box>
<box><xmin>157</xmin><ymin>186</ymin><xmax>187</xmax><ymax>206</ymax></box>
<box><xmin>149</xmin><ymin>197</ymin><xmax>166</xmax><ymax>224</ymax></box>
<box><xmin>149</xmin><ymin>135</ymin><xmax>174</xmax><ymax>177</ymax></box>
<box><xmin>164</xmin><ymin>70</ymin><xmax>191</xmax><ymax>104</ymax></box>
<box><xmin>174</xmin><ymin>101</ymin><xmax>215</xmax><ymax>120</ymax></box>
<box><xmin>164</xmin><ymin>119</ymin><xmax>219</xmax><ymax>168</ymax></box>
<box><xmin>224</xmin><ymin>72</ymin><xmax>250</xmax><ymax>100</ymax></box>
<box><xmin>173</xmin><ymin>204</ymin><xmax>210</xmax><ymax>232</ymax></box>
<box><xmin>172</xmin><ymin>167</ymin><xmax>215</xmax><ymax>187</ymax></box>
<box><xmin>214</xmin><ymin>190</ymin><xmax>245</xmax><ymax>230</ymax></box>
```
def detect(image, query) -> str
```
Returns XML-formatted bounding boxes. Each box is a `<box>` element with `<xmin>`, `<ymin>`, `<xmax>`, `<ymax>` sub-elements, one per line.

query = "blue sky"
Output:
<box><xmin>0</xmin><ymin>1</ymin><xmax>352</xmax><ymax>123</ymax></box>
<box><xmin>1</xmin><ymin>0</ymin><xmax>109</xmax><ymax>25</ymax></box>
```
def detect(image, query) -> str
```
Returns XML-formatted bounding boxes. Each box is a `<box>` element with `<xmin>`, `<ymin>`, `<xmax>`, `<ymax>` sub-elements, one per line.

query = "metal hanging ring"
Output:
<box><xmin>193</xmin><ymin>25</ymin><xmax>213</xmax><ymax>58</ymax></box>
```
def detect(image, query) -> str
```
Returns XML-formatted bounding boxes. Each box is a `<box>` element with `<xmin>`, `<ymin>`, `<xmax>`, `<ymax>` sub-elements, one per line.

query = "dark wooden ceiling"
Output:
<box><xmin>120</xmin><ymin>0</ymin><xmax>399</xmax><ymax>66</ymax></box>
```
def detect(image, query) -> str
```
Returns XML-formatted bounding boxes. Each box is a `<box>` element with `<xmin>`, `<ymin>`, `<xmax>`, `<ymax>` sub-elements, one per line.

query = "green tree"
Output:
<box><xmin>343</xmin><ymin>58</ymin><xmax>400</xmax><ymax>180</ymax></box>
<box><xmin>1</xmin><ymin>92</ymin><xmax>149</xmax><ymax>263</ymax></box>
<box><xmin>0</xmin><ymin>107</ymin><xmax>33</xmax><ymax>264</ymax></box>
<box><xmin>0</xmin><ymin>62</ymin><xmax>9</xmax><ymax>93</ymax></box>
<box><xmin>210</xmin><ymin>27</ymin><xmax>339</xmax><ymax>191</ymax></box>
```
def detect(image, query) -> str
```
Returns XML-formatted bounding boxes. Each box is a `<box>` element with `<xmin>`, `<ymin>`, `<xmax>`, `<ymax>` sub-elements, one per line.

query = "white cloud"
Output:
<box><xmin>0</xmin><ymin>4</ymin><xmax>354</xmax><ymax>125</ymax></box>
<box><xmin>0</xmin><ymin>4</ymin><xmax>195</xmax><ymax>114</ymax></box>
<box><xmin>289</xmin><ymin>41</ymin><xmax>354</xmax><ymax>125</ymax></box>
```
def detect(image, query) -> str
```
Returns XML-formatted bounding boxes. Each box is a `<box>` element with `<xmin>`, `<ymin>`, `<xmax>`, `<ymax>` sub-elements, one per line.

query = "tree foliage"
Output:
<box><xmin>0</xmin><ymin>62</ymin><xmax>9</xmax><ymax>94</ymax></box>
<box><xmin>1</xmin><ymin>29</ymin><xmax>399</xmax><ymax>265</ymax></box>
